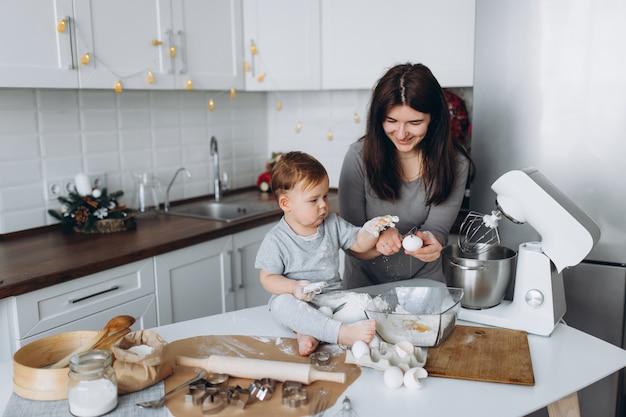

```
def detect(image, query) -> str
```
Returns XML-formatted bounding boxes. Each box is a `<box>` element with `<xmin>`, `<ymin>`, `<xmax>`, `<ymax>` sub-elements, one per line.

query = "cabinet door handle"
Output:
<box><xmin>249</xmin><ymin>39</ymin><xmax>257</xmax><ymax>77</ymax></box>
<box><xmin>58</xmin><ymin>16</ymin><xmax>76</xmax><ymax>70</ymax></box>
<box><xmin>227</xmin><ymin>250</ymin><xmax>235</xmax><ymax>293</ymax></box>
<box><xmin>166</xmin><ymin>29</ymin><xmax>175</xmax><ymax>74</ymax></box>
<box><xmin>68</xmin><ymin>285</ymin><xmax>120</xmax><ymax>304</ymax></box>
<box><xmin>237</xmin><ymin>248</ymin><xmax>245</xmax><ymax>289</ymax></box>
<box><xmin>176</xmin><ymin>30</ymin><xmax>187</xmax><ymax>74</ymax></box>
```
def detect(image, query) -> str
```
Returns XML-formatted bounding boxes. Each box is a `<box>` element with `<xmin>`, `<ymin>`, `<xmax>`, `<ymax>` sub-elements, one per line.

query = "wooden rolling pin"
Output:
<box><xmin>177</xmin><ymin>355</ymin><xmax>346</xmax><ymax>384</ymax></box>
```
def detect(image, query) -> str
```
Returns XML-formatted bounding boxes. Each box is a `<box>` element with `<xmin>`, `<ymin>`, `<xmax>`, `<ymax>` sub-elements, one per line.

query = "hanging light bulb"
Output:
<box><xmin>251</xmin><ymin>41</ymin><xmax>257</xmax><ymax>56</ymax></box>
<box><xmin>147</xmin><ymin>71</ymin><xmax>155</xmax><ymax>84</ymax></box>
<box><xmin>295</xmin><ymin>122</ymin><xmax>302</xmax><ymax>133</ymax></box>
<box><xmin>354</xmin><ymin>113</ymin><xmax>361</xmax><ymax>123</ymax></box>
<box><xmin>57</xmin><ymin>19</ymin><xmax>66</xmax><ymax>33</ymax></box>
<box><xmin>114</xmin><ymin>80</ymin><xmax>122</xmax><ymax>94</ymax></box>
<box><xmin>185</xmin><ymin>79</ymin><xmax>193</xmax><ymax>90</ymax></box>
<box><xmin>257</xmin><ymin>73</ymin><xmax>265</xmax><ymax>83</ymax></box>
<box><xmin>276</xmin><ymin>100</ymin><xmax>282</xmax><ymax>111</ymax></box>
<box><xmin>208</xmin><ymin>99</ymin><xmax>215</xmax><ymax>111</ymax></box>
<box><xmin>243</xmin><ymin>62</ymin><xmax>251</xmax><ymax>72</ymax></box>
<box><xmin>327</xmin><ymin>129</ymin><xmax>333</xmax><ymax>141</ymax></box>
<box><xmin>80</xmin><ymin>53</ymin><xmax>90</xmax><ymax>65</ymax></box>
<box><xmin>230</xmin><ymin>88</ymin><xmax>237</xmax><ymax>99</ymax></box>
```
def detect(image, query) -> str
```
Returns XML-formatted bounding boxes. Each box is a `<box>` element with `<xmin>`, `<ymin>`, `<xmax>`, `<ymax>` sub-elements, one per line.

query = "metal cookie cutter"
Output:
<box><xmin>249</xmin><ymin>378</ymin><xmax>276</xmax><ymax>401</ymax></box>
<box><xmin>282</xmin><ymin>380</ymin><xmax>309</xmax><ymax>408</ymax></box>
<box><xmin>310</xmin><ymin>351</ymin><xmax>331</xmax><ymax>366</ymax></box>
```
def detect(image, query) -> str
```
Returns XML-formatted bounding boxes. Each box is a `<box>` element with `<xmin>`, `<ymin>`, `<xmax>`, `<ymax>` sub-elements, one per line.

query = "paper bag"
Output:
<box><xmin>111</xmin><ymin>329</ymin><xmax>173</xmax><ymax>394</ymax></box>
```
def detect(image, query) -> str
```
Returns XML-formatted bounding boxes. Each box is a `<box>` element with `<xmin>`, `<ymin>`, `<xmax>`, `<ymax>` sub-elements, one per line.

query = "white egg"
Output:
<box><xmin>318</xmin><ymin>305</ymin><xmax>334</xmax><ymax>317</ymax></box>
<box><xmin>402</xmin><ymin>234</ymin><xmax>423</xmax><ymax>251</ymax></box>
<box><xmin>403</xmin><ymin>367</ymin><xmax>428</xmax><ymax>390</ymax></box>
<box><xmin>394</xmin><ymin>340</ymin><xmax>414</xmax><ymax>359</ymax></box>
<box><xmin>383</xmin><ymin>366</ymin><xmax>404</xmax><ymax>389</ymax></box>
<box><xmin>368</xmin><ymin>334</ymin><xmax>380</xmax><ymax>350</ymax></box>
<box><xmin>351</xmin><ymin>340</ymin><xmax>370</xmax><ymax>360</ymax></box>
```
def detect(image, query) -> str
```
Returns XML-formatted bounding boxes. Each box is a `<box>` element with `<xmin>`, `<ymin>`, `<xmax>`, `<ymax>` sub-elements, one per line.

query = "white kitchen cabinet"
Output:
<box><xmin>1</xmin><ymin>259</ymin><xmax>157</xmax><ymax>361</ymax></box>
<box><xmin>73</xmin><ymin>0</ymin><xmax>244</xmax><ymax>90</ymax></box>
<box><xmin>170</xmin><ymin>0</ymin><xmax>245</xmax><ymax>90</ymax></box>
<box><xmin>0</xmin><ymin>0</ymin><xmax>78</xmax><ymax>88</ymax></box>
<box><xmin>321</xmin><ymin>0</ymin><xmax>476</xmax><ymax>89</ymax></box>
<box><xmin>229</xmin><ymin>223</ymin><xmax>272</xmax><ymax>311</ymax></box>
<box><xmin>242</xmin><ymin>0</ymin><xmax>321</xmax><ymax>91</ymax></box>
<box><xmin>154</xmin><ymin>223</ymin><xmax>272</xmax><ymax>325</ymax></box>
<box><xmin>154</xmin><ymin>236</ymin><xmax>233</xmax><ymax>325</ymax></box>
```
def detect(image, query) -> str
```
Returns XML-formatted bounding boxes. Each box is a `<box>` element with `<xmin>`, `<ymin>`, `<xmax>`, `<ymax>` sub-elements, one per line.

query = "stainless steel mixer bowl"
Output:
<box><xmin>442</xmin><ymin>244</ymin><xmax>517</xmax><ymax>309</ymax></box>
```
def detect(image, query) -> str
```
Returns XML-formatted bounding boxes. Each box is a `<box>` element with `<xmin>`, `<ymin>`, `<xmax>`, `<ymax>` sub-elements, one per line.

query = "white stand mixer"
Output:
<box><xmin>458</xmin><ymin>168</ymin><xmax>601</xmax><ymax>336</ymax></box>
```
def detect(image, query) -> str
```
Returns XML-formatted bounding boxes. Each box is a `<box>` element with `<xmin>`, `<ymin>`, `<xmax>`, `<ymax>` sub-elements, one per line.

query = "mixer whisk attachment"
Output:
<box><xmin>458</xmin><ymin>210</ymin><xmax>502</xmax><ymax>253</ymax></box>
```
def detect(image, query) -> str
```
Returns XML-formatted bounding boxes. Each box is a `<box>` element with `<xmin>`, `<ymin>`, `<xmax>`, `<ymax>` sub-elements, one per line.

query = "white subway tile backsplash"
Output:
<box><xmin>39</xmin><ymin>110</ymin><xmax>80</xmax><ymax>133</ymax></box>
<box><xmin>41</xmin><ymin>132</ymin><xmax>81</xmax><ymax>157</ymax></box>
<box><xmin>153</xmin><ymin>128</ymin><xmax>183</xmax><ymax>147</ymax></box>
<box><xmin>0</xmin><ymin>90</ymin><xmax>36</xmax><ymax>110</ymax></box>
<box><xmin>37</xmin><ymin>90</ymin><xmax>78</xmax><ymax>110</ymax></box>
<box><xmin>83</xmin><ymin>132</ymin><xmax>119</xmax><ymax>153</ymax></box>
<box><xmin>119</xmin><ymin>109</ymin><xmax>150</xmax><ymax>130</ymax></box>
<box><xmin>0</xmin><ymin>160</ymin><xmax>42</xmax><ymax>187</ymax></box>
<box><xmin>79</xmin><ymin>91</ymin><xmax>117</xmax><ymax>110</ymax></box>
<box><xmin>0</xmin><ymin>134</ymin><xmax>40</xmax><ymax>161</ymax></box>
<box><xmin>2</xmin><ymin>184</ymin><xmax>44</xmax><ymax>210</ymax></box>
<box><xmin>0</xmin><ymin>111</ymin><xmax>38</xmax><ymax>135</ymax></box>
<box><xmin>43</xmin><ymin>156</ymin><xmax>82</xmax><ymax>179</ymax></box>
<box><xmin>120</xmin><ymin>130</ymin><xmax>152</xmax><ymax>151</ymax></box>
<box><xmin>151</xmin><ymin>108</ymin><xmax>180</xmax><ymax>127</ymax></box>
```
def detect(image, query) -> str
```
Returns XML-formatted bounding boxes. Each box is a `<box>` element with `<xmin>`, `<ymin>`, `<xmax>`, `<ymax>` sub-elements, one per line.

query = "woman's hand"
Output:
<box><xmin>404</xmin><ymin>230</ymin><xmax>443</xmax><ymax>262</ymax></box>
<box><xmin>376</xmin><ymin>228</ymin><xmax>403</xmax><ymax>256</ymax></box>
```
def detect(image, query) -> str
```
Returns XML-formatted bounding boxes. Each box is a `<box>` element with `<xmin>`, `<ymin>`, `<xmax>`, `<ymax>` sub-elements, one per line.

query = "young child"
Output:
<box><xmin>255</xmin><ymin>151</ymin><xmax>398</xmax><ymax>356</ymax></box>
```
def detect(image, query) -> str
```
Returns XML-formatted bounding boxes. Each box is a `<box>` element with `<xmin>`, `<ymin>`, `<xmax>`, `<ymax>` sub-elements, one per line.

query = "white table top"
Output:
<box><xmin>3</xmin><ymin>305</ymin><xmax>624</xmax><ymax>417</ymax></box>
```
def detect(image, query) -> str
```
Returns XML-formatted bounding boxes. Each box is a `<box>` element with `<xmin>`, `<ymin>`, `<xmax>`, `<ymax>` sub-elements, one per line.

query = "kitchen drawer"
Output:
<box><xmin>8</xmin><ymin>259</ymin><xmax>155</xmax><ymax>339</ymax></box>
<box><xmin>14</xmin><ymin>294</ymin><xmax>158</xmax><ymax>350</ymax></box>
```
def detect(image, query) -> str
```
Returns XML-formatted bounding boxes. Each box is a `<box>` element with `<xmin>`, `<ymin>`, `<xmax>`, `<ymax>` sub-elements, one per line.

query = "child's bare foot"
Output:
<box><xmin>296</xmin><ymin>333</ymin><xmax>320</xmax><ymax>356</ymax></box>
<box><xmin>338</xmin><ymin>319</ymin><xmax>377</xmax><ymax>346</ymax></box>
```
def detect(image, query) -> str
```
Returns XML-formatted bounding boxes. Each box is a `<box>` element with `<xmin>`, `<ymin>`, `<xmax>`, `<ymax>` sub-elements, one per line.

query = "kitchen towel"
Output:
<box><xmin>2</xmin><ymin>381</ymin><xmax>166</xmax><ymax>417</ymax></box>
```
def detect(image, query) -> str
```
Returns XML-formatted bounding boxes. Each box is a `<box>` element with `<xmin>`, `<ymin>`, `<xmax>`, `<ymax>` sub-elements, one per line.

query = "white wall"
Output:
<box><xmin>265</xmin><ymin>90</ymin><xmax>371</xmax><ymax>188</ymax></box>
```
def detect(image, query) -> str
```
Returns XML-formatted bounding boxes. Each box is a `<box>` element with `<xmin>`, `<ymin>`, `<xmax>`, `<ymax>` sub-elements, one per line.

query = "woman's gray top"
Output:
<box><xmin>338</xmin><ymin>140</ymin><xmax>470</xmax><ymax>288</ymax></box>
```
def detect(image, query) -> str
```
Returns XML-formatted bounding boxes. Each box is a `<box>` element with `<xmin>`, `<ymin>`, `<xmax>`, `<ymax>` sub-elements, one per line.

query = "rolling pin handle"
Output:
<box><xmin>309</xmin><ymin>368</ymin><xmax>346</xmax><ymax>384</ymax></box>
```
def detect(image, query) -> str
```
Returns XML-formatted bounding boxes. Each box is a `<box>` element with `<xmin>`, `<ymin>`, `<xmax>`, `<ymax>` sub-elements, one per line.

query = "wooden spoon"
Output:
<box><xmin>93</xmin><ymin>327</ymin><xmax>132</xmax><ymax>351</ymax></box>
<box><xmin>48</xmin><ymin>315</ymin><xmax>135</xmax><ymax>369</ymax></box>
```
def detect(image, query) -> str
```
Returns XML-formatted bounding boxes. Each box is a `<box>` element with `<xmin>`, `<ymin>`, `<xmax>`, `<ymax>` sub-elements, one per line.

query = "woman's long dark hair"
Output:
<box><xmin>362</xmin><ymin>63</ymin><xmax>473</xmax><ymax>205</ymax></box>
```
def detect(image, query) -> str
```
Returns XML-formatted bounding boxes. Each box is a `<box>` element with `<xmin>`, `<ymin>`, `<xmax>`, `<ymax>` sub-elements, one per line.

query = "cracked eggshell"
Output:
<box><xmin>351</xmin><ymin>340</ymin><xmax>370</xmax><ymax>360</ymax></box>
<box><xmin>402</xmin><ymin>235</ymin><xmax>423</xmax><ymax>251</ymax></box>
<box><xmin>383</xmin><ymin>366</ymin><xmax>404</xmax><ymax>389</ymax></box>
<box><xmin>403</xmin><ymin>367</ymin><xmax>428</xmax><ymax>390</ymax></box>
<box><xmin>394</xmin><ymin>341</ymin><xmax>414</xmax><ymax>359</ymax></box>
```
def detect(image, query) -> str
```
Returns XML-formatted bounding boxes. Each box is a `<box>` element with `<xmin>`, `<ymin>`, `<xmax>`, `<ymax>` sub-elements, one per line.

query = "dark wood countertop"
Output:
<box><xmin>0</xmin><ymin>189</ymin><xmax>304</xmax><ymax>299</ymax></box>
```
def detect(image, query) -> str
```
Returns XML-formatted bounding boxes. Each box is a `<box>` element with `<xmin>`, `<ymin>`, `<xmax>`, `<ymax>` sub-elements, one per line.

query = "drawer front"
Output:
<box><xmin>12</xmin><ymin>259</ymin><xmax>155</xmax><ymax>339</ymax></box>
<box><xmin>15</xmin><ymin>294</ymin><xmax>158</xmax><ymax>349</ymax></box>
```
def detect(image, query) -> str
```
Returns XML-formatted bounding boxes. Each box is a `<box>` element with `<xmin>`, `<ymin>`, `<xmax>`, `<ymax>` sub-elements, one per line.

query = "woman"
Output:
<box><xmin>338</xmin><ymin>63</ymin><xmax>473</xmax><ymax>289</ymax></box>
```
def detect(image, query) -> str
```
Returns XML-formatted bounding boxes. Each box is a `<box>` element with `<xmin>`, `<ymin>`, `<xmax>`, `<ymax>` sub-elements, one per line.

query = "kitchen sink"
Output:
<box><xmin>165</xmin><ymin>200</ymin><xmax>278</xmax><ymax>222</ymax></box>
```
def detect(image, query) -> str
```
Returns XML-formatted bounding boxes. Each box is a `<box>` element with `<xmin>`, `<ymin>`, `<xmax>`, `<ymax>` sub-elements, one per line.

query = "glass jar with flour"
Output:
<box><xmin>68</xmin><ymin>350</ymin><xmax>118</xmax><ymax>417</ymax></box>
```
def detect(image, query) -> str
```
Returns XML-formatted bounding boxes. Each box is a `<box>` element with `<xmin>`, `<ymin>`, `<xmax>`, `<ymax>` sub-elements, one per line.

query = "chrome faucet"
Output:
<box><xmin>164</xmin><ymin>167</ymin><xmax>191</xmax><ymax>212</ymax></box>
<box><xmin>210</xmin><ymin>136</ymin><xmax>221</xmax><ymax>202</ymax></box>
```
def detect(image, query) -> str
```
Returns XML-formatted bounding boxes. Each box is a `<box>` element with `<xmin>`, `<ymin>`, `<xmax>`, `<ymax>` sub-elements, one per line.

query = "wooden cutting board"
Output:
<box><xmin>424</xmin><ymin>325</ymin><xmax>535</xmax><ymax>385</ymax></box>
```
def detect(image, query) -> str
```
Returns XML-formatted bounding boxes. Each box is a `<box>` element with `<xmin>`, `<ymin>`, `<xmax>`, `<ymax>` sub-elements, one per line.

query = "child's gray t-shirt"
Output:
<box><xmin>255</xmin><ymin>213</ymin><xmax>359</xmax><ymax>289</ymax></box>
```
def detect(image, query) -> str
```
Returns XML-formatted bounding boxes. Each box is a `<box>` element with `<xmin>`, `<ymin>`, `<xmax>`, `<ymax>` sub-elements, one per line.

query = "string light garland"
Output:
<box><xmin>67</xmin><ymin>22</ymin><xmax>365</xmax><ymax>139</ymax></box>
